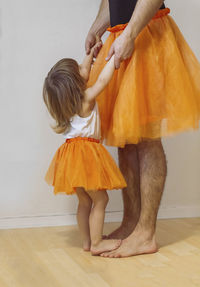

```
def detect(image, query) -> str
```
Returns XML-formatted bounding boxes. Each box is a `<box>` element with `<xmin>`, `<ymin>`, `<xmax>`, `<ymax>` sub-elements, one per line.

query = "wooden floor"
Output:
<box><xmin>0</xmin><ymin>218</ymin><xmax>200</xmax><ymax>287</ymax></box>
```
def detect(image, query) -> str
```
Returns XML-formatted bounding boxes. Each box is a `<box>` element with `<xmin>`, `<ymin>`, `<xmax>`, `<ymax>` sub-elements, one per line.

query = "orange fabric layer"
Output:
<box><xmin>45</xmin><ymin>138</ymin><xmax>127</xmax><ymax>195</ymax></box>
<box><xmin>88</xmin><ymin>12</ymin><xmax>200</xmax><ymax>147</ymax></box>
<box><xmin>107</xmin><ymin>8</ymin><xmax>170</xmax><ymax>33</ymax></box>
<box><xmin>153</xmin><ymin>7</ymin><xmax>170</xmax><ymax>19</ymax></box>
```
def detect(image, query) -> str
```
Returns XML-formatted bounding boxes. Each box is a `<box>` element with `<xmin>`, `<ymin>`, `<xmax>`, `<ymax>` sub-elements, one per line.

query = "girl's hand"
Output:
<box><xmin>90</xmin><ymin>38</ymin><xmax>103</xmax><ymax>58</ymax></box>
<box><xmin>85</xmin><ymin>32</ymin><xmax>103</xmax><ymax>58</ymax></box>
<box><xmin>80</xmin><ymin>39</ymin><xmax>102</xmax><ymax>82</ymax></box>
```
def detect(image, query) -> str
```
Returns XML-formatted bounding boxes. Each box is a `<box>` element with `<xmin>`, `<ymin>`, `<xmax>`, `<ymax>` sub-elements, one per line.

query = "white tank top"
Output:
<box><xmin>63</xmin><ymin>102</ymin><xmax>101</xmax><ymax>140</ymax></box>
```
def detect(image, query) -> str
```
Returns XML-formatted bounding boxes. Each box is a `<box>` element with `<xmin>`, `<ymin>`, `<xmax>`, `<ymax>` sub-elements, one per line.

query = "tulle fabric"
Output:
<box><xmin>88</xmin><ymin>8</ymin><xmax>200</xmax><ymax>147</ymax></box>
<box><xmin>45</xmin><ymin>137</ymin><xmax>127</xmax><ymax>195</ymax></box>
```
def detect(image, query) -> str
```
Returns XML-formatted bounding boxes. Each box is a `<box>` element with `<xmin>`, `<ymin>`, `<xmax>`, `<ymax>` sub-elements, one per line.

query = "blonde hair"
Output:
<box><xmin>43</xmin><ymin>58</ymin><xmax>86</xmax><ymax>133</ymax></box>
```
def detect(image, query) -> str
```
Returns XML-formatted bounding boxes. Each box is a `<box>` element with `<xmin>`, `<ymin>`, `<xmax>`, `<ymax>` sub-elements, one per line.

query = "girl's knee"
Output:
<box><xmin>77</xmin><ymin>189</ymin><xmax>92</xmax><ymax>208</ymax></box>
<box><xmin>80</xmin><ymin>196</ymin><xmax>92</xmax><ymax>206</ymax></box>
<box><xmin>78</xmin><ymin>199</ymin><xmax>92</xmax><ymax>211</ymax></box>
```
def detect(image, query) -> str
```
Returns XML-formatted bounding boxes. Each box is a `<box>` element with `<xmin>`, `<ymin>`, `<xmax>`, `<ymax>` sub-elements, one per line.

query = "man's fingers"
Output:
<box><xmin>106</xmin><ymin>45</ymin><xmax>114</xmax><ymax>61</ymax></box>
<box><xmin>92</xmin><ymin>41</ymin><xmax>102</xmax><ymax>58</ymax></box>
<box><xmin>97</xmin><ymin>41</ymin><xmax>102</xmax><ymax>48</ymax></box>
<box><xmin>85</xmin><ymin>34</ymin><xmax>102</xmax><ymax>56</ymax></box>
<box><xmin>85</xmin><ymin>41</ymin><xmax>91</xmax><ymax>55</ymax></box>
<box><xmin>106</xmin><ymin>45</ymin><xmax>121</xmax><ymax>68</ymax></box>
<box><xmin>85</xmin><ymin>34</ymin><xmax>96</xmax><ymax>54</ymax></box>
<box><xmin>94</xmin><ymin>47</ymin><xmax>99</xmax><ymax>58</ymax></box>
<box><xmin>94</xmin><ymin>43</ymin><xmax>102</xmax><ymax>58</ymax></box>
<box><xmin>114</xmin><ymin>55</ymin><xmax>121</xmax><ymax>69</ymax></box>
<box><xmin>95</xmin><ymin>34</ymin><xmax>101</xmax><ymax>43</ymax></box>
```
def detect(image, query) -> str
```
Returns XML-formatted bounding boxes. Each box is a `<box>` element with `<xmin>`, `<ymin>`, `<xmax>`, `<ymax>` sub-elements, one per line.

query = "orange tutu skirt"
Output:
<box><xmin>45</xmin><ymin>137</ymin><xmax>127</xmax><ymax>195</ymax></box>
<box><xmin>88</xmin><ymin>8</ymin><xmax>200</xmax><ymax>147</ymax></box>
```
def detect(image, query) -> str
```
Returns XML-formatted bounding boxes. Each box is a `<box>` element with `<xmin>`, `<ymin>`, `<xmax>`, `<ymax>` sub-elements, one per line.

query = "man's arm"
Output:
<box><xmin>85</xmin><ymin>0</ymin><xmax>110</xmax><ymax>57</ymax></box>
<box><xmin>106</xmin><ymin>0</ymin><xmax>164</xmax><ymax>69</ymax></box>
<box><xmin>124</xmin><ymin>0</ymin><xmax>164</xmax><ymax>40</ymax></box>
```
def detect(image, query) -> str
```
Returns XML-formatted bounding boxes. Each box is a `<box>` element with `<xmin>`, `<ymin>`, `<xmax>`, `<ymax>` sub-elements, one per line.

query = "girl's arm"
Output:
<box><xmin>85</xmin><ymin>55</ymin><xmax>115</xmax><ymax>102</ymax></box>
<box><xmin>80</xmin><ymin>42</ymin><xmax>102</xmax><ymax>82</ymax></box>
<box><xmin>79</xmin><ymin>48</ymin><xmax>95</xmax><ymax>82</ymax></box>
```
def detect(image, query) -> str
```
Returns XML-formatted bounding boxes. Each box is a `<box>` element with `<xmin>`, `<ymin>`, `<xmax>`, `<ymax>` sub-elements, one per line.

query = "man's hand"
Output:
<box><xmin>85</xmin><ymin>32</ymin><xmax>103</xmax><ymax>58</ymax></box>
<box><xmin>106</xmin><ymin>0</ymin><xmax>164</xmax><ymax>69</ymax></box>
<box><xmin>85</xmin><ymin>0</ymin><xmax>109</xmax><ymax>57</ymax></box>
<box><xmin>106</xmin><ymin>31</ymin><xmax>135</xmax><ymax>69</ymax></box>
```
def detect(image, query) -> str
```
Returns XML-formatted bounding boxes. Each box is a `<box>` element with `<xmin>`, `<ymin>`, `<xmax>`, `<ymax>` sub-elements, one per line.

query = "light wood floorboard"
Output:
<box><xmin>1</xmin><ymin>218</ymin><xmax>200</xmax><ymax>287</ymax></box>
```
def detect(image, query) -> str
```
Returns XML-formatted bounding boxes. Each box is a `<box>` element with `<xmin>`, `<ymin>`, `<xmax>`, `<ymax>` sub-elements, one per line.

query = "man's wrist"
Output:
<box><xmin>123</xmin><ymin>24</ymin><xmax>137</xmax><ymax>41</ymax></box>
<box><xmin>90</xmin><ymin>24</ymin><xmax>109</xmax><ymax>38</ymax></box>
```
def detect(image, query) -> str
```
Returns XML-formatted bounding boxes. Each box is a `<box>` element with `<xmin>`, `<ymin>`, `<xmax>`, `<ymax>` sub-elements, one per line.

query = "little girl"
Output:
<box><xmin>43</xmin><ymin>45</ymin><xmax>127</xmax><ymax>255</ymax></box>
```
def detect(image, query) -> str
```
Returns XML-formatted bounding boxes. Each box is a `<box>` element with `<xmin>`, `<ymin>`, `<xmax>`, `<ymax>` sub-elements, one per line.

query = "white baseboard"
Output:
<box><xmin>158</xmin><ymin>205</ymin><xmax>200</xmax><ymax>219</ymax></box>
<box><xmin>0</xmin><ymin>211</ymin><xmax>123</xmax><ymax>230</ymax></box>
<box><xmin>0</xmin><ymin>206</ymin><xmax>200</xmax><ymax>230</ymax></box>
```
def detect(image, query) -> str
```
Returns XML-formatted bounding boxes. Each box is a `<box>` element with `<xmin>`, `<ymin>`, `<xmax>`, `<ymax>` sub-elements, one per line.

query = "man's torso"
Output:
<box><xmin>109</xmin><ymin>0</ymin><xmax>165</xmax><ymax>27</ymax></box>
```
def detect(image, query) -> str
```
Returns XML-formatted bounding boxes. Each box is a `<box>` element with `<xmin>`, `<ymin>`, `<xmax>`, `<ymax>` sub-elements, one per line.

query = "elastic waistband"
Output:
<box><xmin>107</xmin><ymin>8</ymin><xmax>170</xmax><ymax>33</ymax></box>
<box><xmin>66</xmin><ymin>137</ymin><xmax>100</xmax><ymax>143</ymax></box>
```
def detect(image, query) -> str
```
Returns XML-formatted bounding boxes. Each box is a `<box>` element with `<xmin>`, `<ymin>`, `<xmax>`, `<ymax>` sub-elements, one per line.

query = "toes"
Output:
<box><xmin>100</xmin><ymin>251</ymin><xmax>111</xmax><ymax>257</ymax></box>
<box><xmin>107</xmin><ymin>251</ymin><xmax>117</xmax><ymax>258</ymax></box>
<box><xmin>100</xmin><ymin>243</ymin><xmax>122</xmax><ymax>258</ymax></box>
<box><xmin>107</xmin><ymin>249</ymin><xmax>122</xmax><ymax>258</ymax></box>
<box><xmin>108</xmin><ymin>252</ymin><xmax>116</xmax><ymax>258</ymax></box>
<box><xmin>104</xmin><ymin>252</ymin><xmax>111</xmax><ymax>257</ymax></box>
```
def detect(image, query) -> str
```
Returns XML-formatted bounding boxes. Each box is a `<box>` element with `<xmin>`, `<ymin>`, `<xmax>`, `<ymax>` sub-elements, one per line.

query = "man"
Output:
<box><xmin>85</xmin><ymin>0</ymin><xmax>200</xmax><ymax>258</ymax></box>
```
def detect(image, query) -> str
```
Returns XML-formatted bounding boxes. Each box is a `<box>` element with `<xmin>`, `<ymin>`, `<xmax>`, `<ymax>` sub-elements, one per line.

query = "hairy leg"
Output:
<box><xmin>101</xmin><ymin>139</ymin><xmax>167</xmax><ymax>258</ymax></box>
<box><xmin>76</xmin><ymin>188</ymin><xmax>92</xmax><ymax>251</ymax></box>
<box><xmin>107</xmin><ymin>144</ymin><xmax>141</xmax><ymax>239</ymax></box>
<box><xmin>86</xmin><ymin>190</ymin><xmax>121</xmax><ymax>255</ymax></box>
<box><xmin>137</xmin><ymin>139</ymin><xmax>167</xmax><ymax>234</ymax></box>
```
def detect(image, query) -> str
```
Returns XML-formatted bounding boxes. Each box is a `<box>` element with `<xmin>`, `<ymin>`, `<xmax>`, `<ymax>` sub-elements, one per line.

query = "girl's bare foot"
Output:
<box><xmin>83</xmin><ymin>239</ymin><xmax>91</xmax><ymax>252</ymax></box>
<box><xmin>90</xmin><ymin>239</ymin><xmax>121</xmax><ymax>255</ymax></box>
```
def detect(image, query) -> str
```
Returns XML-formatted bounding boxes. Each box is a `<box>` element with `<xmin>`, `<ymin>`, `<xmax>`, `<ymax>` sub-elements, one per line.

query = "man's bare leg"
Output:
<box><xmin>101</xmin><ymin>139</ymin><xmax>167</xmax><ymax>257</ymax></box>
<box><xmin>107</xmin><ymin>144</ymin><xmax>141</xmax><ymax>239</ymax></box>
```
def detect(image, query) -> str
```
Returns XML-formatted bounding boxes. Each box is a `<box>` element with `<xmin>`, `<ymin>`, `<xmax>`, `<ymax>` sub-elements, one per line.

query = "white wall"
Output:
<box><xmin>0</xmin><ymin>0</ymin><xmax>199</xmax><ymax>229</ymax></box>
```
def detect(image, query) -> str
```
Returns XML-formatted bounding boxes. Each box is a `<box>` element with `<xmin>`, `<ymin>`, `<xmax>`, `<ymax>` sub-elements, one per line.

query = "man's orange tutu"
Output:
<box><xmin>45</xmin><ymin>137</ymin><xmax>127</xmax><ymax>195</ymax></box>
<box><xmin>88</xmin><ymin>8</ymin><xmax>200</xmax><ymax>147</ymax></box>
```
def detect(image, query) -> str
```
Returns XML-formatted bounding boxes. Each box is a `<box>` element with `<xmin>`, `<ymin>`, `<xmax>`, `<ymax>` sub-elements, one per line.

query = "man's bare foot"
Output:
<box><xmin>105</xmin><ymin>222</ymin><xmax>136</xmax><ymax>240</ymax></box>
<box><xmin>83</xmin><ymin>239</ymin><xmax>91</xmax><ymax>252</ymax></box>
<box><xmin>90</xmin><ymin>239</ymin><xmax>121</xmax><ymax>256</ymax></box>
<box><xmin>100</xmin><ymin>231</ymin><xmax>158</xmax><ymax>258</ymax></box>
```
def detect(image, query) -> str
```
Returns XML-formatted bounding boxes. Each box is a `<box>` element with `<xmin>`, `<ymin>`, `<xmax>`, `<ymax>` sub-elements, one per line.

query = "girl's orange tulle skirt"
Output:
<box><xmin>45</xmin><ymin>137</ymin><xmax>127</xmax><ymax>195</ymax></box>
<box><xmin>88</xmin><ymin>8</ymin><xmax>200</xmax><ymax>147</ymax></box>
